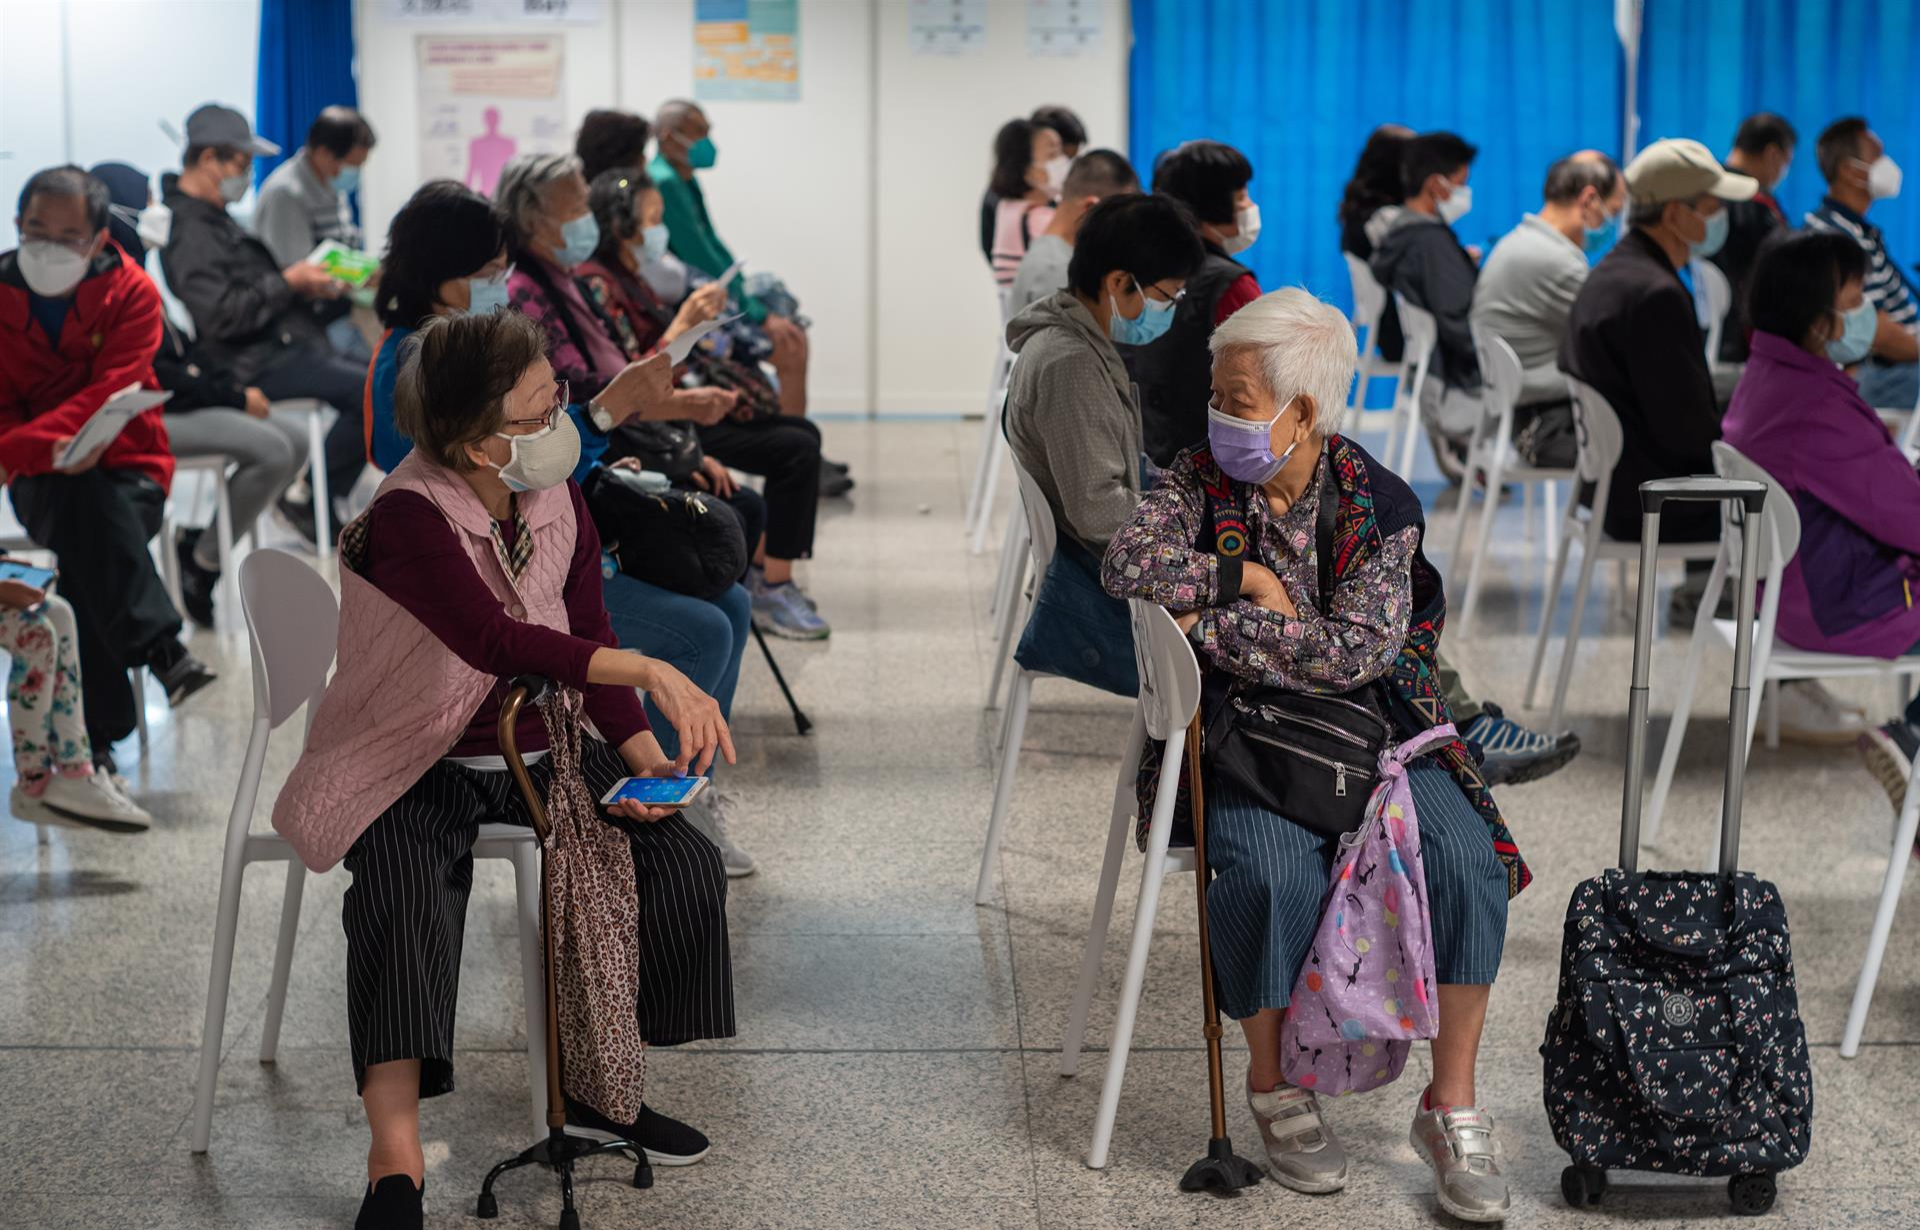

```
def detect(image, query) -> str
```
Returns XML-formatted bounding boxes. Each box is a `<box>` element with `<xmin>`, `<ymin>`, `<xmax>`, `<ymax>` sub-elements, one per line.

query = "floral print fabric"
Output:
<box><xmin>0</xmin><ymin>594</ymin><xmax>94</xmax><ymax>791</ymax></box>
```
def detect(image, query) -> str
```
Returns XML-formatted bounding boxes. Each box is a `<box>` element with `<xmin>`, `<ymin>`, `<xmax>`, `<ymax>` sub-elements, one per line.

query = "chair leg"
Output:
<box><xmin>1521</xmin><ymin>480</ymin><xmax>1535</xmax><ymax>542</ymax></box>
<box><xmin>1457</xmin><ymin>448</ymin><xmax>1509</xmax><ymax>634</ymax></box>
<box><xmin>1547</xmin><ymin>531</ymin><xmax>1603</xmax><ymax>733</ymax></box>
<box><xmin>1764</xmin><ymin>679</ymin><xmax>1781</xmax><ymax>751</ymax></box>
<box><xmin>132</xmin><ymin>668</ymin><xmax>150</xmax><ymax>751</ymax></box>
<box><xmin>1062</xmin><ymin>708</ymin><xmax>1147</xmax><ymax>1078</ymax></box>
<box><xmin>307</xmin><ymin>410</ymin><xmax>333</xmax><ymax>559</ymax></box>
<box><xmin>1444</xmin><ymin>425</ymin><xmax>1487</xmax><ymax>575</ymax></box>
<box><xmin>1525</xmin><ymin>506</ymin><xmax>1579</xmax><ymax>709</ymax></box>
<box><xmin>1614</xmin><ymin>557</ymin><xmax>1631</xmax><ymax>615</ymax></box>
<box><xmin>1841</xmin><ymin>772</ymin><xmax>1920</xmax><ymax>1057</ymax></box>
<box><xmin>511</xmin><ymin>840</ymin><xmax>550</xmax><ymax>1139</ymax></box>
<box><xmin>969</xmin><ymin>429</ymin><xmax>1008</xmax><ymax>557</ymax></box>
<box><xmin>190</xmin><ymin>835</ymin><xmax>254</xmax><ymax>1153</ymax></box>
<box><xmin>988</xmin><ymin>513</ymin><xmax>1027</xmax><ymax>627</ymax></box>
<box><xmin>159</xmin><ymin>505</ymin><xmax>185</xmax><ymax>620</ymax></box>
<box><xmin>214</xmin><ymin>468</ymin><xmax>238</xmax><ymax>638</ymax></box>
<box><xmin>986</xmin><ymin>571</ymin><xmax>1031</xmax><ymax>714</ymax></box>
<box><xmin>258</xmin><ymin>859</ymin><xmax>306</xmax><ymax>1064</ymax></box>
<box><xmin>1087</xmin><ymin>728</ymin><xmax>1185</xmax><ymax>1170</ymax></box>
<box><xmin>1645</xmin><ymin>555</ymin><xmax>1726</xmax><ymax>849</ymax></box>
<box><xmin>976</xmin><ymin>671</ymin><xmax>1034</xmax><ymax>905</ymax></box>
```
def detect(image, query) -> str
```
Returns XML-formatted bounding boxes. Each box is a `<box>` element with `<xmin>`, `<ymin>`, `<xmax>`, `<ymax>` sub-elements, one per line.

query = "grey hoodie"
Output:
<box><xmin>1004</xmin><ymin>289</ymin><xmax>1143</xmax><ymax>554</ymax></box>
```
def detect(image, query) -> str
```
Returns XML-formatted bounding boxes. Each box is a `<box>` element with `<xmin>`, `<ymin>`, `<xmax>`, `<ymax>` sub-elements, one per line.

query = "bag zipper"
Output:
<box><xmin>1246</xmin><ymin>702</ymin><xmax>1374</xmax><ymax>749</ymax></box>
<box><xmin>1242</xmin><ymin>729</ymin><xmax>1374</xmax><ymax>796</ymax></box>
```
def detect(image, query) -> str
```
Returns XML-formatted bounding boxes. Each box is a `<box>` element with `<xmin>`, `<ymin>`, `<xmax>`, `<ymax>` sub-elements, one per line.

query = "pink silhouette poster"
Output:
<box><xmin>416</xmin><ymin>35</ymin><xmax>566</xmax><ymax>198</ymax></box>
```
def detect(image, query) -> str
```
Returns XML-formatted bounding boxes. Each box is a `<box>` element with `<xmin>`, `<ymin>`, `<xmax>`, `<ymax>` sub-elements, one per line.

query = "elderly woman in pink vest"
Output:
<box><xmin>271</xmin><ymin>311</ymin><xmax>735</xmax><ymax>1230</ymax></box>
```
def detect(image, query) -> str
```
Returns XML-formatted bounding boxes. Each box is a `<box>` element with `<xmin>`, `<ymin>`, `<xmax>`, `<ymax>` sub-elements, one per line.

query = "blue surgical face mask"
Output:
<box><xmin>1689</xmin><ymin>206</ymin><xmax>1729</xmax><ymax>259</ymax></box>
<box><xmin>640</xmin><ymin>222</ymin><xmax>669</xmax><ymax>263</ymax></box>
<box><xmin>555</xmin><ymin>212</ymin><xmax>599</xmax><ymax>268</ymax></box>
<box><xmin>465</xmin><ymin>272</ymin><xmax>510</xmax><ymax>316</ymax></box>
<box><xmin>1108</xmin><ymin>281</ymin><xmax>1177</xmax><ymax>346</ymax></box>
<box><xmin>1583</xmin><ymin>212</ymin><xmax>1619</xmax><ymax>262</ymax></box>
<box><xmin>1828</xmin><ymin>299</ymin><xmax>1876</xmax><ymax>366</ymax></box>
<box><xmin>687</xmin><ymin>136</ymin><xmax>717</xmax><ymax>169</ymax></box>
<box><xmin>331</xmin><ymin>164</ymin><xmax>360</xmax><ymax>194</ymax></box>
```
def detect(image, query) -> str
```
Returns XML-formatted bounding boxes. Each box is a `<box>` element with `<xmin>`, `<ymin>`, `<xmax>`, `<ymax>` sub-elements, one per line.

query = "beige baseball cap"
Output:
<box><xmin>1625</xmin><ymin>138</ymin><xmax>1757</xmax><ymax>205</ymax></box>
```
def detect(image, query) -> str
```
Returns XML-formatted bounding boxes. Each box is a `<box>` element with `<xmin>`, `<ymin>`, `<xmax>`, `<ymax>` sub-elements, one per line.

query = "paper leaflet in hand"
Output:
<box><xmin>666</xmin><ymin>313</ymin><xmax>744</xmax><ymax>365</ymax></box>
<box><xmin>58</xmin><ymin>384</ymin><xmax>172</xmax><ymax>469</ymax></box>
<box><xmin>715</xmin><ymin>256</ymin><xmax>746</xmax><ymax>288</ymax></box>
<box><xmin>306</xmin><ymin>240</ymin><xmax>379</xmax><ymax>288</ymax></box>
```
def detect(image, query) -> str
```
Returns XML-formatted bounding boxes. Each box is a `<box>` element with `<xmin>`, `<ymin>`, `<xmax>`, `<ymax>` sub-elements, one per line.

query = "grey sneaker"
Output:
<box><xmin>690</xmin><ymin>790</ymin><xmax>757</xmax><ymax>878</ymax></box>
<box><xmin>752</xmin><ymin>582</ymin><xmax>829</xmax><ymax>640</ymax></box>
<box><xmin>1410</xmin><ymin>1102</ymin><xmax>1510</xmax><ymax>1223</ymax></box>
<box><xmin>1246</xmin><ymin>1078</ymin><xmax>1348</xmax><ymax>1193</ymax></box>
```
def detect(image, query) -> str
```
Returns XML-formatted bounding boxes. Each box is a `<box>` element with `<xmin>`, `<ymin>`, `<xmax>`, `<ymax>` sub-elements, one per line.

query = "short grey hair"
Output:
<box><xmin>493</xmin><ymin>152</ymin><xmax>583</xmax><ymax>245</ymax></box>
<box><xmin>1627</xmin><ymin>196</ymin><xmax>1670</xmax><ymax>231</ymax></box>
<box><xmin>1208</xmin><ymin>288</ymin><xmax>1357</xmax><ymax>435</ymax></box>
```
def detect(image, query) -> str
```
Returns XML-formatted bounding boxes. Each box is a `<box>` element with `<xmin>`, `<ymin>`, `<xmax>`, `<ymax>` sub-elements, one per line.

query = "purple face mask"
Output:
<box><xmin>1207</xmin><ymin>398</ymin><xmax>1299</xmax><ymax>484</ymax></box>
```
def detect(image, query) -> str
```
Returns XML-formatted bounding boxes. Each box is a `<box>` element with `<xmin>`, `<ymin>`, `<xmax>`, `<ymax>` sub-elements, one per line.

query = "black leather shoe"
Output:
<box><xmin>564</xmin><ymin>1095</ymin><xmax>711</xmax><ymax>1165</ymax></box>
<box><xmin>353</xmin><ymin>1174</ymin><xmax>423</xmax><ymax>1230</ymax></box>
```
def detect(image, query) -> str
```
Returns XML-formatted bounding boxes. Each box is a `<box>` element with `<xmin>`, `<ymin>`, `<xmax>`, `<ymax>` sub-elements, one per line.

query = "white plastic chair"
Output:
<box><xmin>1058</xmin><ymin>601</ymin><xmax>1203</xmax><ymax>1169</ymax></box>
<box><xmin>975</xmin><ymin>461</ymin><xmax>1063</xmax><ymax>903</ymax></box>
<box><xmin>1343</xmin><ymin>254</ymin><xmax>1394</xmax><ymax>436</ymax></box>
<box><xmin>1690</xmin><ymin>258</ymin><xmax>1733</xmax><ymax>371</ymax></box>
<box><xmin>1390</xmin><ymin>294</ymin><xmax>1439</xmax><ymax>477</ymax></box>
<box><xmin>965</xmin><ymin>287</ymin><xmax>1018</xmax><ymax>555</ymax></box>
<box><xmin>189</xmin><ymin>549</ymin><xmax>548</xmax><ymax>1152</ymax></box>
<box><xmin>1846</xmin><ymin>707</ymin><xmax>1920</xmax><ymax>1059</ymax></box>
<box><xmin>1523</xmin><ymin>378</ymin><xmax>1721</xmax><ymax>732</ymax></box>
<box><xmin>159</xmin><ymin>455</ymin><xmax>242</xmax><ymax>636</ymax></box>
<box><xmin>1444</xmin><ymin>330</ymin><xmax>1578</xmax><ymax>634</ymax></box>
<box><xmin>269</xmin><ymin>398</ymin><xmax>336</xmax><ymax>558</ymax></box>
<box><xmin>1642</xmin><ymin>444</ymin><xmax>1920</xmax><ymax>857</ymax></box>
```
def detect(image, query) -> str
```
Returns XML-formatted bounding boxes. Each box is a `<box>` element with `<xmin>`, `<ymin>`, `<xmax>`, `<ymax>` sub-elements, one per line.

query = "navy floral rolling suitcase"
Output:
<box><xmin>1540</xmin><ymin>478</ymin><xmax>1812</xmax><ymax>1216</ymax></box>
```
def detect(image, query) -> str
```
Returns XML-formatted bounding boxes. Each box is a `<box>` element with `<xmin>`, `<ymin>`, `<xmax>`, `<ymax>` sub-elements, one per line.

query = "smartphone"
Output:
<box><xmin>599</xmin><ymin>775</ymin><xmax>709</xmax><ymax>810</ymax></box>
<box><xmin>0</xmin><ymin>561</ymin><xmax>56</xmax><ymax>590</ymax></box>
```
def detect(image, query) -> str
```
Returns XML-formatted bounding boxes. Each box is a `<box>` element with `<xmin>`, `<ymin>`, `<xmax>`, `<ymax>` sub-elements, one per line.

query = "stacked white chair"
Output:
<box><xmin>1523</xmin><ymin>378</ymin><xmax>1721</xmax><ymax>731</ymax></box>
<box><xmin>189</xmin><ymin>549</ymin><xmax>549</xmax><ymax>1151</ymax></box>
<box><xmin>1642</xmin><ymin>443</ymin><xmax>1920</xmax><ymax>854</ymax></box>
<box><xmin>1057</xmin><ymin>601</ymin><xmax>1202</xmax><ymax>1169</ymax></box>
<box><xmin>1390</xmin><ymin>294</ymin><xmax>1439</xmax><ymax>477</ymax></box>
<box><xmin>1444</xmin><ymin>329</ymin><xmax>1579</xmax><ymax>634</ymax></box>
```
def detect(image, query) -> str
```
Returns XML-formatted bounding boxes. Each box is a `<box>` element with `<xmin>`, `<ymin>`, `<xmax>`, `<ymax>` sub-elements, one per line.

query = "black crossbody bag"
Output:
<box><xmin>1200</xmin><ymin>463</ymin><xmax>1391</xmax><ymax>837</ymax></box>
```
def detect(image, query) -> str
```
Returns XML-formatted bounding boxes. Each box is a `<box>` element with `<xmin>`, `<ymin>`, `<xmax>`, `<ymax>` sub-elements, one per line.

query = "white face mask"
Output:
<box><xmin>1437</xmin><ymin>182</ymin><xmax>1473</xmax><ymax>224</ymax></box>
<box><xmin>17</xmin><ymin>240</ymin><xmax>92</xmax><ymax>297</ymax></box>
<box><xmin>219</xmin><ymin>173</ymin><xmax>250</xmax><ymax>204</ymax></box>
<box><xmin>1220</xmin><ymin>201</ymin><xmax>1261</xmax><ymax>254</ymax></box>
<box><xmin>1868</xmin><ymin>154</ymin><xmax>1903</xmax><ymax>201</ymax></box>
<box><xmin>137</xmin><ymin>202</ymin><xmax>172</xmax><ymax>249</ymax></box>
<box><xmin>489</xmin><ymin>412</ymin><xmax>580</xmax><ymax>493</ymax></box>
<box><xmin>1041</xmin><ymin>154</ymin><xmax>1071</xmax><ymax>194</ymax></box>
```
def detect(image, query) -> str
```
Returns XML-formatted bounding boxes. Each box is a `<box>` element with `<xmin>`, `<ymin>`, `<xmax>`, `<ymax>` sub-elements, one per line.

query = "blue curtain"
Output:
<box><xmin>1129</xmin><ymin>0</ymin><xmax>1623</xmax><ymax>316</ymax></box>
<box><xmin>254</xmin><ymin>0</ymin><xmax>358</xmax><ymax>188</ymax></box>
<box><xmin>1637</xmin><ymin>0</ymin><xmax>1920</xmax><ymax>260</ymax></box>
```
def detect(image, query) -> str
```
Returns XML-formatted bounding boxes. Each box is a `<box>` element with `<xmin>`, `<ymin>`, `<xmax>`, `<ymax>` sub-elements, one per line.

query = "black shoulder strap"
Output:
<box><xmin>1314</xmin><ymin>458</ymin><xmax>1339</xmax><ymax>619</ymax></box>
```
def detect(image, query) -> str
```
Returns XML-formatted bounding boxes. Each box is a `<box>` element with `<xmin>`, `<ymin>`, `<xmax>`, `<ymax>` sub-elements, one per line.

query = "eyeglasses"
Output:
<box><xmin>503</xmin><ymin>379</ymin><xmax>568</xmax><ymax>431</ymax></box>
<box><xmin>1142</xmin><ymin>281</ymin><xmax>1188</xmax><ymax>305</ymax></box>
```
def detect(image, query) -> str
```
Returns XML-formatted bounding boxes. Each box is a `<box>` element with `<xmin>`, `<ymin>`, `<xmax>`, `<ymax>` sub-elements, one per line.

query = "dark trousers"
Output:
<box><xmin>699</xmin><ymin>416</ymin><xmax>820</xmax><ymax>560</ymax></box>
<box><xmin>342</xmin><ymin>738</ymin><xmax>735</xmax><ymax>1098</ymax></box>
<box><xmin>252</xmin><ymin>347</ymin><xmax>369</xmax><ymax>514</ymax></box>
<box><xmin>10</xmin><ymin>469</ymin><xmax>180</xmax><ymax>751</ymax></box>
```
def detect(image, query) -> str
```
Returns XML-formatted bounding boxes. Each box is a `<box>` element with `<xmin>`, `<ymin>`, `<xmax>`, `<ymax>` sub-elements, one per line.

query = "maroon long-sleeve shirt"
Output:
<box><xmin>359</xmin><ymin>482</ymin><xmax>648</xmax><ymax>758</ymax></box>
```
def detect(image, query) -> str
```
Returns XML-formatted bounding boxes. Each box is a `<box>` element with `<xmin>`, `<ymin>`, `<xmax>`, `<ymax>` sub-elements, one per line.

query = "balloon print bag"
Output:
<box><xmin>1279</xmin><ymin>724</ymin><xmax>1453</xmax><ymax>1097</ymax></box>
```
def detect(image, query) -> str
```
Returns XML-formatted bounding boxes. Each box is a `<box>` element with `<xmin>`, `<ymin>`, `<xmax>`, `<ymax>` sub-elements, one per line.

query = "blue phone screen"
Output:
<box><xmin>607</xmin><ymin>776</ymin><xmax>702</xmax><ymax>806</ymax></box>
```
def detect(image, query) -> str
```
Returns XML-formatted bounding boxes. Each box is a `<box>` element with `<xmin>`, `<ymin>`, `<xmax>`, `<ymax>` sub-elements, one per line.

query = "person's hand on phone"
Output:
<box><xmin>49</xmin><ymin>435</ymin><xmax>106</xmax><ymax>475</ymax></box>
<box><xmin>640</xmin><ymin>661</ymin><xmax>736</xmax><ymax>775</ymax></box>
<box><xmin>689</xmin><ymin>455</ymin><xmax>737</xmax><ymax>498</ymax></box>
<box><xmin>673</xmin><ymin>386</ymin><xmax>737</xmax><ymax>427</ymax></box>
<box><xmin>244</xmin><ymin>387</ymin><xmax>271</xmax><ymax>419</ymax></box>
<box><xmin>0</xmin><ymin>580</ymin><xmax>46</xmax><ymax>611</ymax></box>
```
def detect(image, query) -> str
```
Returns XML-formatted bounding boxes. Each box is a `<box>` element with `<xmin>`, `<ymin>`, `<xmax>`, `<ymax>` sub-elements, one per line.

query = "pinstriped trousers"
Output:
<box><xmin>1205</xmin><ymin>761</ymin><xmax>1508</xmax><ymax>1022</ymax></box>
<box><xmin>342</xmin><ymin>738</ymin><xmax>734</xmax><ymax>1098</ymax></box>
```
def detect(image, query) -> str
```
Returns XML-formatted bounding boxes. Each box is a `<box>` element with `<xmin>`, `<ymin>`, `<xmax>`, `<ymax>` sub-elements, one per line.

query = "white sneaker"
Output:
<box><xmin>41</xmin><ymin>769</ymin><xmax>152</xmax><ymax>833</ymax></box>
<box><xmin>1775</xmin><ymin>680</ymin><xmax>1870</xmax><ymax>746</ymax></box>
<box><xmin>688</xmin><ymin>790</ymin><xmax>756</xmax><ymax>878</ymax></box>
<box><xmin>10</xmin><ymin>785</ymin><xmax>65</xmax><ymax>828</ymax></box>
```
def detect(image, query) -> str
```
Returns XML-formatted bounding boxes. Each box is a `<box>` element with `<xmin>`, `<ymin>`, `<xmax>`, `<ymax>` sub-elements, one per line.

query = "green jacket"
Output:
<box><xmin>648</xmin><ymin>154</ymin><xmax>766</xmax><ymax>323</ymax></box>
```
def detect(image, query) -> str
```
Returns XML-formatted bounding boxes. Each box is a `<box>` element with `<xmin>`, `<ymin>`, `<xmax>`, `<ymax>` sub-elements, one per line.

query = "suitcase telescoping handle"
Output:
<box><xmin>1619</xmin><ymin>477</ymin><xmax>1768</xmax><ymax>876</ymax></box>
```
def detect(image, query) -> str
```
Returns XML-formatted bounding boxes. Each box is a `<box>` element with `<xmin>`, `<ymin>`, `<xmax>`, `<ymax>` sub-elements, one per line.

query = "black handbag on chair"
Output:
<box><xmin>1199</xmin><ymin>460</ymin><xmax>1390</xmax><ymax>838</ymax></box>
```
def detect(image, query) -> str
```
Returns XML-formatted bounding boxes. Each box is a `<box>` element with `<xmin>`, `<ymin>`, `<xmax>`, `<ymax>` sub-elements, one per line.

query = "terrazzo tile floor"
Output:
<box><xmin>2</xmin><ymin>420</ymin><xmax>1917</xmax><ymax>1228</ymax></box>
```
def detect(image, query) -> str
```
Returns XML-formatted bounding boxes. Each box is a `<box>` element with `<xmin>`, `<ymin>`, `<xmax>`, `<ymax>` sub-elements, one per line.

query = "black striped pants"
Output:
<box><xmin>341</xmin><ymin>739</ymin><xmax>735</xmax><ymax>1098</ymax></box>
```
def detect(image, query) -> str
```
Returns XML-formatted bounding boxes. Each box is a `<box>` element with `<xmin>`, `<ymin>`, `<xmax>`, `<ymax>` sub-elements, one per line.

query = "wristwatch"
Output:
<box><xmin>588</xmin><ymin>398</ymin><xmax>617</xmax><ymax>434</ymax></box>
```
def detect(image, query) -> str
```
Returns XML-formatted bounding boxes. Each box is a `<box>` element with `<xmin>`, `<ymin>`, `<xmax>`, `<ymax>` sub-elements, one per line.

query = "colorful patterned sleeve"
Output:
<box><xmin>1100</xmin><ymin>458</ymin><xmax>1220</xmax><ymax>609</ymax></box>
<box><xmin>1190</xmin><ymin>524</ymin><xmax>1418</xmax><ymax>692</ymax></box>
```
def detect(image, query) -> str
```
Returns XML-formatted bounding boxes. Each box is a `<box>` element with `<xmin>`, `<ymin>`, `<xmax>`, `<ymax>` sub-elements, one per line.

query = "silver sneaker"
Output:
<box><xmin>1246</xmin><ymin>1078</ymin><xmax>1348</xmax><ymax>1193</ymax></box>
<box><xmin>752</xmin><ymin>582</ymin><xmax>830</xmax><ymax>640</ymax></box>
<box><xmin>689</xmin><ymin>789</ymin><xmax>756</xmax><ymax>878</ymax></box>
<box><xmin>1410</xmin><ymin>1102</ymin><xmax>1511</xmax><ymax>1223</ymax></box>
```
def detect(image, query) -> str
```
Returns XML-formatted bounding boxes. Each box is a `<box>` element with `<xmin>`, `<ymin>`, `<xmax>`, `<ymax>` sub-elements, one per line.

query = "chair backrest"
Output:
<box><xmin>1010</xmin><ymin>455</ymin><xmax>1059</xmax><ymax>576</ymax></box>
<box><xmin>1565</xmin><ymin>375</ymin><xmax>1625</xmax><ymax>489</ymax></box>
<box><xmin>239</xmin><ymin>548</ymin><xmax>340</xmax><ymax>730</ymax></box>
<box><xmin>1469</xmin><ymin>326</ymin><xmax>1523</xmax><ymax>439</ymax></box>
<box><xmin>1394</xmin><ymin>294</ymin><xmax>1438</xmax><ymax>404</ymax></box>
<box><xmin>1345</xmin><ymin>253</ymin><xmax>1386</xmax><ymax>339</ymax></box>
<box><xmin>1690</xmin><ymin>258</ymin><xmax>1732</xmax><ymax>364</ymax></box>
<box><xmin>1127</xmin><ymin>600</ymin><xmax>1203</xmax><ymax>741</ymax></box>
<box><xmin>1711</xmin><ymin>440</ymin><xmax>1803</xmax><ymax>579</ymax></box>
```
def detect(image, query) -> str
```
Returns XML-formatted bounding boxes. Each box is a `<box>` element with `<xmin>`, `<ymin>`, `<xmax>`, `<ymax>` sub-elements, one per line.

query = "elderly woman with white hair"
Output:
<box><xmin>1102</xmin><ymin>288</ymin><xmax>1524</xmax><ymax>1223</ymax></box>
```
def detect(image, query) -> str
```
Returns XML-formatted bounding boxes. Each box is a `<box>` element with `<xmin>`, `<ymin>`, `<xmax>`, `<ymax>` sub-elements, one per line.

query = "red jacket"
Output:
<box><xmin>0</xmin><ymin>243</ymin><xmax>173</xmax><ymax>490</ymax></box>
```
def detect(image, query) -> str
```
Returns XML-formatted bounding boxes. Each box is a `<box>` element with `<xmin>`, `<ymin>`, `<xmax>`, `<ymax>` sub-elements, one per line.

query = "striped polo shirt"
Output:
<box><xmin>1806</xmin><ymin>195</ymin><xmax>1919</xmax><ymax>328</ymax></box>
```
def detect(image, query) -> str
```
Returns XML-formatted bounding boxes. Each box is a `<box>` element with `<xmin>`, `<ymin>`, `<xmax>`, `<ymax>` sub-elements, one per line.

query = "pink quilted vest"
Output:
<box><xmin>272</xmin><ymin>452</ymin><xmax>579</xmax><ymax>871</ymax></box>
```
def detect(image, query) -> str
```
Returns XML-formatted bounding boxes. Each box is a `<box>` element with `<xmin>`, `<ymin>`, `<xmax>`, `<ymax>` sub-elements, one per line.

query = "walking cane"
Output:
<box><xmin>1177</xmin><ymin>709</ymin><xmax>1264</xmax><ymax>1194</ymax></box>
<box><xmin>751</xmin><ymin>623</ymin><xmax>813</xmax><ymax>735</ymax></box>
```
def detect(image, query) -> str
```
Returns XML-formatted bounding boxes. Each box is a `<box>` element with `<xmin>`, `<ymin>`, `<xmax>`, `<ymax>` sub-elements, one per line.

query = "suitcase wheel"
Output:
<box><xmin>1560</xmin><ymin>1164</ymin><xmax>1607</xmax><ymax>1208</ymax></box>
<box><xmin>1728</xmin><ymin>1172</ymin><xmax>1776</xmax><ymax>1216</ymax></box>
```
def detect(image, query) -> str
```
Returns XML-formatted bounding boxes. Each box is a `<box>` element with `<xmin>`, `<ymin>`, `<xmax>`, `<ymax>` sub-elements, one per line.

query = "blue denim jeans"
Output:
<box><xmin>601</xmin><ymin>564</ymin><xmax>752</xmax><ymax>766</ymax></box>
<box><xmin>1859</xmin><ymin>359</ymin><xmax>1919</xmax><ymax>412</ymax></box>
<box><xmin>1013</xmin><ymin>537</ymin><xmax>1138</xmax><ymax>697</ymax></box>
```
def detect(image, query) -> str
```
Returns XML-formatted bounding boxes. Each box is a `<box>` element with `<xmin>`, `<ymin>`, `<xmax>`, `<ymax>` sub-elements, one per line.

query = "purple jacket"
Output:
<box><xmin>1721</xmin><ymin>331</ymin><xmax>1920</xmax><ymax>659</ymax></box>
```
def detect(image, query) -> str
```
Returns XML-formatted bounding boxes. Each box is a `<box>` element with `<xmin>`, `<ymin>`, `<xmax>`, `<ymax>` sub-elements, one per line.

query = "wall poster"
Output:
<box><xmin>693</xmin><ymin>0</ymin><xmax>800</xmax><ymax>102</ymax></box>
<box><xmin>416</xmin><ymin>35</ymin><xmax>567</xmax><ymax>198</ymax></box>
